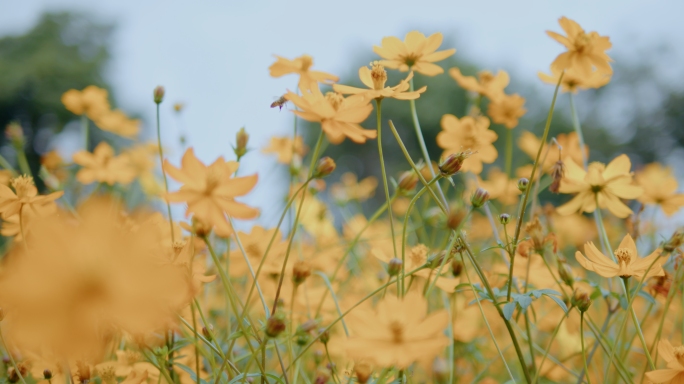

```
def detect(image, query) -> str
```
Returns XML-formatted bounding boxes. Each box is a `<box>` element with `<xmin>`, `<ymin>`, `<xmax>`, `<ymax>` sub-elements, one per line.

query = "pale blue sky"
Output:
<box><xmin>2</xmin><ymin>0</ymin><xmax>683</xmax><ymax>227</ymax></box>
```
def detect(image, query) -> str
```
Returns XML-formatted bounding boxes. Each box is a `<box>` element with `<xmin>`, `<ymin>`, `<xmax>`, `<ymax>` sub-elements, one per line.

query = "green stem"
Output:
<box><xmin>532</xmin><ymin>310</ymin><xmax>570</xmax><ymax>384</ymax></box>
<box><xmin>505</xmin><ymin>128</ymin><xmax>514</xmax><ymax>178</ymax></box>
<box><xmin>568</xmin><ymin>94</ymin><xmax>587</xmax><ymax>168</ymax></box>
<box><xmin>190</xmin><ymin>302</ymin><xmax>201</xmax><ymax>384</ymax></box>
<box><xmin>581</xmin><ymin>312</ymin><xmax>592</xmax><ymax>384</ymax></box>
<box><xmin>375</xmin><ymin>98</ymin><xmax>399</xmax><ymax>264</ymax></box>
<box><xmin>156</xmin><ymin>103</ymin><xmax>175</xmax><ymax>244</ymax></box>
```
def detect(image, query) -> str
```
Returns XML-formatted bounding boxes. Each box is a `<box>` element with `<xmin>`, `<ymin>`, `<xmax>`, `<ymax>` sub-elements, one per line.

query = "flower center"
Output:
<box><xmin>410</xmin><ymin>244</ymin><xmax>428</xmax><ymax>266</ymax></box>
<box><xmin>10</xmin><ymin>175</ymin><xmax>35</xmax><ymax>199</ymax></box>
<box><xmin>389</xmin><ymin>320</ymin><xmax>404</xmax><ymax>343</ymax></box>
<box><xmin>478</xmin><ymin>71</ymin><xmax>495</xmax><ymax>85</ymax></box>
<box><xmin>370</xmin><ymin>61</ymin><xmax>387</xmax><ymax>90</ymax></box>
<box><xmin>204</xmin><ymin>168</ymin><xmax>225</xmax><ymax>195</ymax></box>
<box><xmin>325</xmin><ymin>92</ymin><xmax>344</xmax><ymax>111</ymax></box>
<box><xmin>614</xmin><ymin>248</ymin><xmax>633</xmax><ymax>265</ymax></box>
<box><xmin>401</xmin><ymin>53</ymin><xmax>419</xmax><ymax>67</ymax></box>
<box><xmin>574</xmin><ymin>32</ymin><xmax>591</xmax><ymax>53</ymax></box>
<box><xmin>245</xmin><ymin>243</ymin><xmax>261</xmax><ymax>259</ymax></box>
<box><xmin>673</xmin><ymin>346</ymin><xmax>684</xmax><ymax>366</ymax></box>
<box><xmin>299</xmin><ymin>55</ymin><xmax>313</xmax><ymax>71</ymax></box>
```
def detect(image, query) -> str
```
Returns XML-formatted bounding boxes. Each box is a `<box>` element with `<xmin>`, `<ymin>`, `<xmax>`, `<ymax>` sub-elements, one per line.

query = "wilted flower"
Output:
<box><xmin>373</xmin><ymin>31</ymin><xmax>455</xmax><ymax>76</ymax></box>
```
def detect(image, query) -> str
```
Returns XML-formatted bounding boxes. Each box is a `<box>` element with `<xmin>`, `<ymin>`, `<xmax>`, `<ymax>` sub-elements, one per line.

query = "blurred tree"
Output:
<box><xmin>0</xmin><ymin>11</ymin><xmax>114</xmax><ymax>177</ymax></box>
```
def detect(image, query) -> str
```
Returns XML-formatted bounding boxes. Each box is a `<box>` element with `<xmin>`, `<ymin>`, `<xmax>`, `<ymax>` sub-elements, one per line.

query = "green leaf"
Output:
<box><xmin>544</xmin><ymin>293</ymin><xmax>569</xmax><ymax>313</ymax></box>
<box><xmin>503</xmin><ymin>302</ymin><xmax>516</xmax><ymax>320</ymax></box>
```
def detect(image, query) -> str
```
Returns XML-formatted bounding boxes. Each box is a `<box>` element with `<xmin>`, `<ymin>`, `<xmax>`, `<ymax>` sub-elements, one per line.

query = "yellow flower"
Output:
<box><xmin>95</xmin><ymin>109</ymin><xmax>140</xmax><ymax>138</ymax></box>
<box><xmin>330</xmin><ymin>172</ymin><xmax>378</xmax><ymax>203</ymax></box>
<box><xmin>487</xmin><ymin>93</ymin><xmax>526</xmax><ymax>129</ymax></box>
<box><xmin>436</xmin><ymin>114</ymin><xmax>498</xmax><ymax>175</ymax></box>
<box><xmin>449</xmin><ymin>68</ymin><xmax>509</xmax><ymax>99</ymax></box>
<box><xmin>575</xmin><ymin>234</ymin><xmax>663</xmax><ymax>278</ymax></box>
<box><xmin>73</xmin><ymin>142</ymin><xmax>136</xmax><ymax>186</ymax></box>
<box><xmin>538</xmin><ymin>66</ymin><xmax>611</xmax><ymax>93</ymax></box>
<box><xmin>476</xmin><ymin>167</ymin><xmax>521</xmax><ymax>206</ymax></box>
<box><xmin>547</xmin><ymin>17</ymin><xmax>613</xmax><ymax>77</ymax></box>
<box><xmin>0</xmin><ymin>175</ymin><xmax>63</xmax><ymax>219</ymax></box>
<box><xmin>645</xmin><ymin>340</ymin><xmax>684</xmax><ymax>383</ymax></box>
<box><xmin>557</xmin><ymin>155</ymin><xmax>642</xmax><ymax>218</ymax></box>
<box><xmin>164</xmin><ymin>148</ymin><xmax>259</xmax><ymax>236</ymax></box>
<box><xmin>229</xmin><ymin>226</ymin><xmax>287</xmax><ymax>278</ymax></box>
<box><xmin>61</xmin><ymin>85</ymin><xmax>110</xmax><ymax>120</ymax></box>
<box><xmin>373</xmin><ymin>31</ymin><xmax>456</xmax><ymax>76</ymax></box>
<box><xmin>285</xmin><ymin>88</ymin><xmax>375</xmax><ymax>144</ymax></box>
<box><xmin>261</xmin><ymin>136</ymin><xmax>308</xmax><ymax>164</ymax></box>
<box><xmin>333</xmin><ymin>62</ymin><xmax>426</xmax><ymax>100</ymax></box>
<box><xmin>269</xmin><ymin>54</ymin><xmax>338</xmax><ymax>92</ymax></box>
<box><xmin>345</xmin><ymin>292</ymin><xmax>449</xmax><ymax>368</ymax></box>
<box><xmin>635</xmin><ymin>163</ymin><xmax>684</xmax><ymax>216</ymax></box>
<box><xmin>518</xmin><ymin>131</ymin><xmax>588</xmax><ymax>173</ymax></box>
<box><xmin>124</xmin><ymin>144</ymin><xmax>163</xmax><ymax>196</ymax></box>
<box><xmin>373</xmin><ymin>244</ymin><xmax>459</xmax><ymax>293</ymax></box>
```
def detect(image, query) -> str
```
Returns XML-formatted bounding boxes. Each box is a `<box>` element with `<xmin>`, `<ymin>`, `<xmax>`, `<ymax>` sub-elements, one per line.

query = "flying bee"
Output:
<box><xmin>270</xmin><ymin>95</ymin><xmax>288</xmax><ymax>110</ymax></box>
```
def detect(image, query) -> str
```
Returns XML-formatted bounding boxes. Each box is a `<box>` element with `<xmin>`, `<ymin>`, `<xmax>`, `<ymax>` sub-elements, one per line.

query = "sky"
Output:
<box><xmin>2</xmin><ymin>0</ymin><xmax>684</xmax><ymax>227</ymax></box>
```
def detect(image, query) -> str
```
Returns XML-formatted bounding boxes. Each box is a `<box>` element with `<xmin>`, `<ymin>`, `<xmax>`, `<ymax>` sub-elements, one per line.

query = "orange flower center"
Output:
<box><xmin>574</xmin><ymin>32</ymin><xmax>591</xmax><ymax>53</ymax></box>
<box><xmin>204</xmin><ymin>168</ymin><xmax>225</xmax><ymax>195</ymax></box>
<box><xmin>10</xmin><ymin>175</ymin><xmax>35</xmax><ymax>199</ymax></box>
<box><xmin>400</xmin><ymin>53</ymin><xmax>420</xmax><ymax>67</ymax></box>
<box><xmin>245</xmin><ymin>243</ymin><xmax>261</xmax><ymax>259</ymax></box>
<box><xmin>673</xmin><ymin>346</ymin><xmax>684</xmax><ymax>366</ymax></box>
<box><xmin>389</xmin><ymin>320</ymin><xmax>404</xmax><ymax>343</ymax></box>
<box><xmin>614</xmin><ymin>248</ymin><xmax>633</xmax><ymax>265</ymax></box>
<box><xmin>478</xmin><ymin>71</ymin><xmax>495</xmax><ymax>86</ymax></box>
<box><xmin>370</xmin><ymin>62</ymin><xmax>387</xmax><ymax>90</ymax></box>
<box><xmin>299</xmin><ymin>55</ymin><xmax>313</xmax><ymax>71</ymax></box>
<box><xmin>325</xmin><ymin>92</ymin><xmax>344</xmax><ymax>111</ymax></box>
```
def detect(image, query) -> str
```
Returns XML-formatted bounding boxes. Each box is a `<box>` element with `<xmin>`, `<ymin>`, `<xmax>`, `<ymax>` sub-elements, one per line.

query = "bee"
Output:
<box><xmin>270</xmin><ymin>95</ymin><xmax>288</xmax><ymax>110</ymax></box>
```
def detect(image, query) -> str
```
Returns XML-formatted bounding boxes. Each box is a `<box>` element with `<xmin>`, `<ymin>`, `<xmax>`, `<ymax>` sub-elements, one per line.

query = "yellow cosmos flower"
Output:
<box><xmin>345</xmin><ymin>292</ymin><xmax>449</xmax><ymax>368</ymax></box>
<box><xmin>73</xmin><ymin>142</ymin><xmax>136</xmax><ymax>186</ymax></box>
<box><xmin>261</xmin><ymin>136</ymin><xmax>308</xmax><ymax>164</ymax></box>
<box><xmin>557</xmin><ymin>155</ymin><xmax>643</xmax><ymax>218</ymax></box>
<box><xmin>0</xmin><ymin>175</ymin><xmax>63</xmax><ymax>219</ymax></box>
<box><xmin>538</xmin><ymin>66</ymin><xmax>611</xmax><ymax>93</ymax></box>
<box><xmin>449</xmin><ymin>68</ymin><xmax>509</xmax><ymax>100</ymax></box>
<box><xmin>164</xmin><ymin>148</ymin><xmax>259</xmax><ymax>237</ymax></box>
<box><xmin>330</xmin><ymin>172</ymin><xmax>378</xmax><ymax>203</ymax></box>
<box><xmin>487</xmin><ymin>93</ymin><xmax>527</xmax><ymax>129</ymax></box>
<box><xmin>124</xmin><ymin>144</ymin><xmax>163</xmax><ymax>196</ymax></box>
<box><xmin>518</xmin><ymin>131</ymin><xmax>588</xmax><ymax>173</ymax></box>
<box><xmin>333</xmin><ymin>62</ymin><xmax>426</xmax><ymax>100</ymax></box>
<box><xmin>61</xmin><ymin>85</ymin><xmax>111</xmax><ymax>120</ymax></box>
<box><xmin>373</xmin><ymin>244</ymin><xmax>459</xmax><ymax>293</ymax></box>
<box><xmin>436</xmin><ymin>114</ymin><xmax>498</xmax><ymax>175</ymax></box>
<box><xmin>373</xmin><ymin>31</ymin><xmax>456</xmax><ymax>76</ymax></box>
<box><xmin>269</xmin><ymin>54</ymin><xmax>338</xmax><ymax>92</ymax></box>
<box><xmin>476</xmin><ymin>167</ymin><xmax>521</xmax><ymax>206</ymax></box>
<box><xmin>96</xmin><ymin>109</ymin><xmax>140</xmax><ymax>138</ymax></box>
<box><xmin>635</xmin><ymin>163</ymin><xmax>684</xmax><ymax>216</ymax></box>
<box><xmin>575</xmin><ymin>234</ymin><xmax>663</xmax><ymax>279</ymax></box>
<box><xmin>285</xmin><ymin>87</ymin><xmax>375</xmax><ymax>144</ymax></box>
<box><xmin>547</xmin><ymin>17</ymin><xmax>613</xmax><ymax>77</ymax></box>
<box><xmin>645</xmin><ymin>340</ymin><xmax>684</xmax><ymax>383</ymax></box>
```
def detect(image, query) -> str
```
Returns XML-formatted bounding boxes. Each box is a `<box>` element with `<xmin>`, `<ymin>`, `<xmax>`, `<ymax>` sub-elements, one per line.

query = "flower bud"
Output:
<box><xmin>5</xmin><ymin>122</ymin><xmax>24</xmax><ymax>148</ymax></box>
<box><xmin>295</xmin><ymin>329</ymin><xmax>310</xmax><ymax>346</ymax></box>
<box><xmin>313</xmin><ymin>350</ymin><xmax>324</xmax><ymax>365</ymax></box>
<box><xmin>314</xmin><ymin>371</ymin><xmax>330</xmax><ymax>384</ymax></box>
<box><xmin>43</xmin><ymin>370</ymin><xmax>53</xmax><ymax>380</ymax></box>
<box><xmin>298</xmin><ymin>319</ymin><xmax>317</xmax><ymax>333</ymax></box>
<box><xmin>549</xmin><ymin>160</ymin><xmax>565</xmax><ymax>194</ymax></box>
<box><xmin>499</xmin><ymin>213</ymin><xmax>510</xmax><ymax>225</ymax></box>
<box><xmin>318</xmin><ymin>328</ymin><xmax>330</xmax><ymax>344</ymax></box>
<box><xmin>428</xmin><ymin>251</ymin><xmax>448</xmax><ymax>269</ymax></box>
<box><xmin>202</xmin><ymin>324</ymin><xmax>214</xmax><ymax>341</ymax></box>
<box><xmin>387</xmin><ymin>258</ymin><xmax>402</xmax><ymax>276</ymax></box>
<box><xmin>446</xmin><ymin>208</ymin><xmax>466</xmax><ymax>230</ymax></box>
<box><xmin>153</xmin><ymin>86</ymin><xmax>165</xmax><ymax>104</ymax></box>
<box><xmin>663</xmin><ymin>231</ymin><xmax>684</xmax><ymax>253</ymax></box>
<box><xmin>558</xmin><ymin>260</ymin><xmax>575</xmax><ymax>288</ymax></box>
<box><xmin>292</xmin><ymin>260</ymin><xmax>312</xmax><ymax>285</ymax></box>
<box><xmin>265</xmin><ymin>312</ymin><xmax>287</xmax><ymax>338</ymax></box>
<box><xmin>471</xmin><ymin>187</ymin><xmax>490</xmax><ymax>208</ymax></box>
<box><xmin>354</xmin><ymin>362</ymin><xmax>372</xmax><ymax>384</ymax></box>
<box><xmin>572</xmin><ymin>288</ymin><xmax>592</xmax><ymax>312</ymax></box>
<box><xmin>397</xmin><ymin>171</ymin><xmax>419</xmax><ymax>193</ymax></box>
<box><xmin>451</xmin><ymin>259</ymin><xmax>463</xmax><ymax>277</ymax></box>
<box><xmin>517</xmin><ymin>178</ymin><xmax>529</xmax><ymax>192</ymax></box>
<box><xmin>438</xmin><ymin>151</ymin><xmax>472</xmax><ymax>176</ymax></box>
<box><xmin>314</xmin><ymin>157</ymin><xmax>336</xmax><ymax>178</ymax></box>
<box><xmin>234</xmin><ymin>127</ymin><xmax>249</xmax><ymax>159</ymax></box>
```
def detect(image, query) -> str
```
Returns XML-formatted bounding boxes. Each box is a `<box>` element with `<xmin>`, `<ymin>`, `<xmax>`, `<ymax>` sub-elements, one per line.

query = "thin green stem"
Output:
<box><xmin>505</xmin><ymin>128</ymin><xmax>514</xmax><ymax>178</ymax></box>
<box><xmin>156</xmin><ymin>103</ymin><xmax>175</xmax><ymax>244</ymax></box>
<box><xmin>190</xmin><ymin>302</ymin><xmax>201</xmax><ymax>384</ymax></box>
<box><xmin>581</xmin><ymin>312</ymin><xmax>592</xmax><ymax>384</ymax></box>
<box><xmin>569</xmin><ymin>94</ymin><xmax>587</xmax><ymax>168</ymax></box>
<box><xmin>375</xmin><ymin>98</ymin><xmax>398</xmax><ymax>264</ymax></box>
<box><xmin>532</xmin><ymin>310</ymin><xmax>570</xmax><ymax>384</ymax></box>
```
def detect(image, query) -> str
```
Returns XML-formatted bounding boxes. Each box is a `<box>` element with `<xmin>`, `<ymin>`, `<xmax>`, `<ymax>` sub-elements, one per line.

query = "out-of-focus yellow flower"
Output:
<box><xmin>635</xmin><ymin>163</ymin><xmax>684</xmax><ymax>216</ymax></box>
<box><xmin>345</xmin><ymin>292</ymin><xmax>449</xmax><ymax>368</ymax></box>
<box><xmin>285</xmin><ymin>88</ymin><xmax>375</xmax><ymax>144</ymax></box>
<box><xmin>477</xmin><ymin>168</ymin><xmax>521</xmax><ymax>206</ymax></box>
<box><xmin>333</xmin><ymin>62</ymin><xmax>426</xmax><ymax>100</ymax></box>
<box><xmin>437</xmin><ymin>114</ymin><xmax>498</xmax><ymax>175</ymax></box>
<box><xmin>518</xmin><ymin>131</ymin><xmax>588</xmax><ymax>173</ymax></box>
<box><xmin>538</xmin><ymin>66</ymin><xmax>611</xmax><ymax>93</ymax></box>
<box><xmin>330</xmin><ymin>173</ymin><xmax>378</xmax><ymax>203</ymax></box>
<box><xmin>229</xmin><ymin>226</ymin><xmax>287</xmax><ymax>278</ymax></box>
<box><xmin>96</xmin><ymin>110</ymin><xmax>140</xmax><ymax>138</ymax></box>
<box><xmin>373</xmin><ymin>31</ymin><xmax>455</xmax><ymax>76</ymax></box>
<box><xmin>547</xmin><ymin>17</ymin><xmax>613</xmax><ymax>77</ymax></box>
<box><xmin>164</xmin><ymin>148</ymin><xmax>259</xmax><ymax>237</ymax></box>
<box><xmin>449</xmin><ymin>68</ymin><xmax>509</xmax><ymax>100</ymax></box>
<box><xmin>124</xmin><ymin>144</ymin><xmax>163</xmax><ymax>196</ymax></box>
<box><xmin>0</xmin><ymin>175</ymin><xmax>63</xmax><ymax>219</ymax></box>
<box><xmin>575</xmin><ymin>234</ymin><xmax>663</xmax><ymax>278</ymax></box>
<box><xmin>269</xmin><ymin>54</ymin><xmax>338</xmax><ymax>92</ymax></box>
<box><xmin>0</xmin><ymin>170</ymin><xmax>12</xmax><ymax>186</ymax></box>
<box><xmin>645</xmin><ymin>340</ymin><xmax>684</xmax><ymax>383</ymax></box>
<box><xmin>0</xmin><ymin>198</ymin><xmax>192</xmax><ymax>360</ymax></box>
<box><xmin>487</xmin><ymin>93</ymin><xmax>526</xmax><ymax>129</ymax></box>
<box><xmin>557</xmin><ymin>155</ymin><xmax>642</xmax><ymax>218</ymax></box>
<box><xmin>261</xmin><ymin>136</ymin><xmax>308</xmax><ymax>164</ymax></box>
<box><xmin>61</xmin><ymin>86</ymin><xmax>111</xmax><ymax>120</ymax></box>
<box><xmin>73</xmin><ymin>142</ymin><xmax>136</xmax><ymax>186</ymax></box>
<box><xmin>373</xmin><ymin>244</ymin><xmax>459</xmax><ymax>293</ymax></box>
